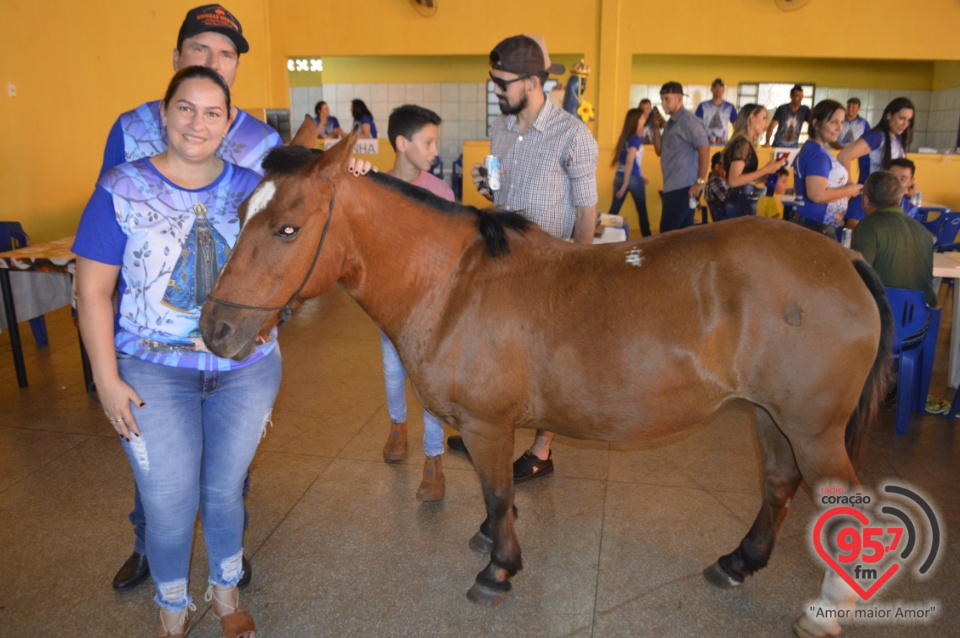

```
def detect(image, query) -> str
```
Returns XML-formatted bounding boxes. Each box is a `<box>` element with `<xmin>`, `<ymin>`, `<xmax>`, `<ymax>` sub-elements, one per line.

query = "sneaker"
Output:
<box><xmin>446</xmin><ymin>435</ymin><xmax>468</xmax><ymax>454</ymax></box>
<box><xmin>513</xmin><ymin>450</ymin><xmax>553</xmax><ymax>483</ymax></box>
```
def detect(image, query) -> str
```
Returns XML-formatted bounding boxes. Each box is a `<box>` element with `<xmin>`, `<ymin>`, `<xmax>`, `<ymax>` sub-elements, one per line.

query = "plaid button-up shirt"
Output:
<box><xmin>490</xmin><ymin>100</ymin><xmax>598</xmax><ymax>240</ymax></box>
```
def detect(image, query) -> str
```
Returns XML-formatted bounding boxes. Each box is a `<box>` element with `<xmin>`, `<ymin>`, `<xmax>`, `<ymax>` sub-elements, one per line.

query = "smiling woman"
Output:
<box><xmin>71</xmin><ymin>64</ymin><xmax>276</xmax><ymax>638</ymax></box>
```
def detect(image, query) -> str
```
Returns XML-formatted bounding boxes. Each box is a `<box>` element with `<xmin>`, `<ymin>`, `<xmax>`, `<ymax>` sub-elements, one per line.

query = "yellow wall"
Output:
<box><xmin>933</xmin><ymin>61</ymin><xmax>960</xmax><ymax>90</ymax></box>
<box><xmin>0</xmin><ymin>0</ymin><xmax>273</xmax><ymax>242</ymax></box>
<box><xmin>289</xmin><ymin>54</ymin><xmax>586</xmax><ymax>86</ymax></box>
<box><xmin>268</xmin><ymin>0</ymin><xmax>601</xmax><ymax>109</ymax></box>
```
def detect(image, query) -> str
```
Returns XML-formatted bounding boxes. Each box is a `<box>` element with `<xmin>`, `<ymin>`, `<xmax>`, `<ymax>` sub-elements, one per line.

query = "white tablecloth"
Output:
<box><xmin>0</xmin><ymin>271</ymin><xmax>72</xmax><ymax>332</ymax></box>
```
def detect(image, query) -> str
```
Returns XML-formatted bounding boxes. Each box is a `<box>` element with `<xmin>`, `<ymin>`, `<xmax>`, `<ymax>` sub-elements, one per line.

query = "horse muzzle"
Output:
<box><xmin>199</xmin><ymin>302</ymin><xmax>263</xmax><ymax>360</ymax></box>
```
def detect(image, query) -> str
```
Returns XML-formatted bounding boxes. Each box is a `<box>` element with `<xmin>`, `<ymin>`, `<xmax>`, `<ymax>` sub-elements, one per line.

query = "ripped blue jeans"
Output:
<box><xmin>117</xmin><ymin>346</ymin><xmax>282</xmax><ymax>611</ymax></box>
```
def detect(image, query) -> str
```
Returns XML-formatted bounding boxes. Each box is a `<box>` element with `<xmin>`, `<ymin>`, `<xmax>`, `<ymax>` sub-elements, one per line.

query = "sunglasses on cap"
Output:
<box><xmin>489</xmin><ymin>72</ymin><xmax>529</xmax><ymax>92</ymax></box>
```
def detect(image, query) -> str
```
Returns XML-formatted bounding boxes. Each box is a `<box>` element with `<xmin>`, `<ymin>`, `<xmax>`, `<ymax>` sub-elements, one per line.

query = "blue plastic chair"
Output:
<box><xmin>0</xmin><ymin>222</ymin><xmax>49</xmax><ymax>348</ymax></box>
<box><xmin>919</xmin><ymin>211</ymin><xmax>960</xmax><ymax>252</ymax></box>
<box><xmin>428</xmin><ymin>155</ymin><xmax>444</xmax><ymax>180</ymax></box>
<box><xmin>886</xmin><ymin>287</ymin><xmax>940</xmax><ymax>435</ymax></box>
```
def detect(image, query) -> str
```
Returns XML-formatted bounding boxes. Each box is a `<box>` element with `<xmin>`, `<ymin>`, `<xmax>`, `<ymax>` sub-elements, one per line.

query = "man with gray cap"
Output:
<box><xmin>652</xmin><ymin>81</ymin><xmax>710</xmax><ymax>232</ymax></box>
<box><xmin>446</xmin><ymin>34</ymin><xmax>598</xmax><ymax>483</ymax></box>
<box><xmin>99</xmin><ymin>4</ymin><xmax>279</xmax><ymax>591</ymax></box>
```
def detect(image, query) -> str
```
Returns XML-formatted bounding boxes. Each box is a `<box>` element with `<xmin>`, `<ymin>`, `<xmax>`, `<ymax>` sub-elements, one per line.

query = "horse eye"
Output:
<box><xmin>276</xmin><ymin>225</ymin><xmax>299</xmax><ymax>238</ymax></box>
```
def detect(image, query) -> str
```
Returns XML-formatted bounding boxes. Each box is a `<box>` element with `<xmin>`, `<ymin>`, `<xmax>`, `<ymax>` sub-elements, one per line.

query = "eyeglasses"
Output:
<box><xmin>489</xmin><ymin>72</ymin><xmax>529</xmax><ymax>92</ymax></box>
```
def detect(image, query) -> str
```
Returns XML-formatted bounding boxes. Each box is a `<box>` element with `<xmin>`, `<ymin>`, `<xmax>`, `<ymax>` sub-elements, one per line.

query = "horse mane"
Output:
<box><xmin>260</xmin><ymin>147</ymin><xmax>531</xmax><ymax>257</ymax></box>
<box><xmin>365</xmin><ymin>171</ymin><xmax>530</xmax><ymax>258</ymax></box>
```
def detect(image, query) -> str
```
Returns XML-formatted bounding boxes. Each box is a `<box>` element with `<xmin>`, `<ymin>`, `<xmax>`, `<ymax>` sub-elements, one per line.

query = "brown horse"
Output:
<box><xmin>200</xmin><ymin>132</ymin><xmax>893</xmax><ymax>637</ymax></box>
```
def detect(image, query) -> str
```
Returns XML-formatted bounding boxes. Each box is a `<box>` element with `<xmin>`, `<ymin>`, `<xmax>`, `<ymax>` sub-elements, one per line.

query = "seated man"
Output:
<box><xmin>845</xmin><ymin>158</ymin><xmax>922</xmax><ymax>229</ymax></box>
<box><xmin>888</xmin><ymin>158</ymin><xmax>920</xmax><ymax>220</ymax></box>
<box><xmin>851</xmin><ymin>171</ymin><xmax>936</xmax><ymax>307</ymax></box>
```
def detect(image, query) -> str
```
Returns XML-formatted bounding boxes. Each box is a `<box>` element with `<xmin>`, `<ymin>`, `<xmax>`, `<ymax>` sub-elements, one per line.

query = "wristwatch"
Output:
<box><xmin>696</xmin><ymin>178</ymin><xmax>706</xmax><ymax>185</ymax></box>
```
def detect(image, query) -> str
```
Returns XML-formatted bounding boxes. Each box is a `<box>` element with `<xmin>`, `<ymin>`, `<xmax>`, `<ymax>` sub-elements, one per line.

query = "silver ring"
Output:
<box><xmin>116</xmin><ymin>417</ymin><xmax>125</xmax><ymax>423</ymax></box>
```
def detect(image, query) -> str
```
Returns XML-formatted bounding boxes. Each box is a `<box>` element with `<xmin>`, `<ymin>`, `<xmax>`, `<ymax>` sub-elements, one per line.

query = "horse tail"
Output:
<box><xmin>846</xmin><ymin>258</ymin><xmax>895</xmax><ymax>464</ymax></box>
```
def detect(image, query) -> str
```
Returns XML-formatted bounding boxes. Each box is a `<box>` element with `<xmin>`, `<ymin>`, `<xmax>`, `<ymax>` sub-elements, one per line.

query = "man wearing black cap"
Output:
<box><xmin>98</xmin><ymin>4</ymin><xmax>282</xmax><ymax>179</ymax></box>
<box><xmin>447</xmin><ymin>34</ymin><xmax>598</xmax><ymax>482</ymax></box>
<box><xmin>695</xmin><ymin>78</ymin><xmax>738</xmax><ymax>145</ymax></box>
<box><xmin>99</xmin><ymin>4</ymin><xmax>279</xmax><ymax>591</ymax></box>
<box><xmin>832</xmin><ymin>97</ymin><xmax>870</xmax><ymax>149</ymax></box>
<box><xmin>652</xmin><ymin>81</ymin><xmax>710</xmax><ymax>232</ymax></box>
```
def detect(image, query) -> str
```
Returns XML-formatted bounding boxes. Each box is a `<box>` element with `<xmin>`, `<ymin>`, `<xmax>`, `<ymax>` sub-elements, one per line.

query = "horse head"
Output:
<box><xmin>200</xmin><ymin>129</ymin><xmax>360</xmax><ymax>360</ymax></box>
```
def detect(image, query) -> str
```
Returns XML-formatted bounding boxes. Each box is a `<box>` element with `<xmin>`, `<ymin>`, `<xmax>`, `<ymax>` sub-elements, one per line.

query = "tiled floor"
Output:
<box><xmin>0</xmin><ymin>284</ymin><xmax>957</xmax><ymax>637</ymax></box>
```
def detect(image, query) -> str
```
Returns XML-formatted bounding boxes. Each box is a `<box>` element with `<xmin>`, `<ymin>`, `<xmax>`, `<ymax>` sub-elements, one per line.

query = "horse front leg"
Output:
<box><xmin>460</xmin><ymin>421</ymin><xmax>521</xmax><ymax>608</ymax></box>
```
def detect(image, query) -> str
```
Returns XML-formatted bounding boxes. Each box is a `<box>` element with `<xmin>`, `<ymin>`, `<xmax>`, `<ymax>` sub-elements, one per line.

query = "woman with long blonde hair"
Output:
<box><xmin>721</xmin><ymin>103</ymin><xmax>788</xmax><ymax>218</ymax></box>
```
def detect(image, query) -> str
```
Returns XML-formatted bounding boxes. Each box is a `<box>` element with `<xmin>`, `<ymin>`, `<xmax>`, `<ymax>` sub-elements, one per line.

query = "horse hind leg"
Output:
<box><xmin>790</xmin><ymin>431</ymin><xmax>862</xmax><ymax>638</ymax></box>
<box><xmin>704</xmin><ymin>405</ymin><xmax>803</xmax><ymax>588</ymax></box>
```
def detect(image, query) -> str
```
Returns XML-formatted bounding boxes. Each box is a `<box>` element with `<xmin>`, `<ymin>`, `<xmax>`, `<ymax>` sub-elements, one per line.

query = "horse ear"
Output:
<box><xmin>289</xmin><ymin>115</ymin><xmax>319</xmax><ymax>148</ymax></box>
<box><xmin>314</xmin><ymin>128</ymin><xmax>361</xmax><ymax>174</ymax></box>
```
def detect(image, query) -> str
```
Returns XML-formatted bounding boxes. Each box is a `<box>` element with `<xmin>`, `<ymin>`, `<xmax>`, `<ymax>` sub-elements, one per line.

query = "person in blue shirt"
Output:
<box><xmin>831</xmin><ymin>97</ymin><xmax>870</xmax><ymax>149</ymax></box>
<box><xmin>351</xmin><ymin>99</ymin><xmax>378</xmax><ymax>138</ymax></box>
<box><xmin>791</xmin><ymin>100</ymin><xmax>863</xmax><ymax>237</ymax></box>
<box><xmin>695</xmin><ymin>78</ymin><xmax>738</xmax><ymax>145</ymax></box>
<box><xmin>313</xmin><ymin>100</ymin><xmax>343</xmax><ymax>138</ymax></box>
<box><xmin>608</xmin><ymin>107</ymin><xmax>651</xmax><ymax>236</ymax></box>
<box><xmin>765</xmin><ymin>85</ymin><xmax>811</xmax><ymax>149</ymax></box>
<box><xmin>100</xmin><ymin>3</ymin><xmax>283</xmax><ymax>596</ymax></box>
<box><xmin>838</xmin><ymin>97</ymin><xmax>915</xmax><ymax>184</ymax></box>
<box><xmin>77</xmin><ymin>66</ymin><xmax>275</xmax><ymax>638</ymax></box>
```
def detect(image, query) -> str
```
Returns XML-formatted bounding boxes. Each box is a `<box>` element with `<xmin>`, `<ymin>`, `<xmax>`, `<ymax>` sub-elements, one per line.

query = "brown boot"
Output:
<box><xmin>383</xmin><ymin>421</ymin><xmax>407</xmax><ymax>463</ymax></box>
<box><xmin>416</xmin><ymin>455</ymin><xmax>446</xmax><ymax>501</ymax></box>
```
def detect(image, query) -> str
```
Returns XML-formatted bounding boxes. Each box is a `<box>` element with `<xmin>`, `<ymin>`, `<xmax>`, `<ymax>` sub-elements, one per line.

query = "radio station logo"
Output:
<box><xmin>809</xmin><ymin>481</ymin><xmax>943</xmax><ymax>623</ymax></box>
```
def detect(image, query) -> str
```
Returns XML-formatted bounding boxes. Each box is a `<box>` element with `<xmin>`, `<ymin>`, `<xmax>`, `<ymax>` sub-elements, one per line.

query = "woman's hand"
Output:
<box><xmin>763</xmin><ymin>155</ymin><xmax>789</xmax><ymax>175</ymax></box>
<box><xmin>347</xmin><ymin>157</ymin><xmax>376</xmax><ymax>176</ymax></box>
<box><xmin>615</xmin><ymin>184</ymin><xmax>629</xmax><ymax>199</ymax></box>
<box><xmin>98</xmin><ymin>377</ymin><xmax>146</xmax><ymax>441</ymax></box>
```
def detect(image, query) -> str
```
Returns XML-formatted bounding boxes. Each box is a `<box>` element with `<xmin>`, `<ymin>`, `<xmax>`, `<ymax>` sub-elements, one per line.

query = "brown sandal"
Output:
<box><xmin>157</xmin><ymin>602</ymin><xmax>195</xmax><ymax>638</ymax></box>
<box><xmin>205</xmin><ymin>585</ymin><xmax>256</xmax><ymax>638</ymax></box>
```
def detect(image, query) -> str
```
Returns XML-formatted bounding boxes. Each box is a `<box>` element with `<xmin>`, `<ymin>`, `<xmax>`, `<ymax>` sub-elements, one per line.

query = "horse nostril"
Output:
<box><xmin>213</xmin><ymin>319</ymin><xmax>236</xmax><ymax>346</ymax></box>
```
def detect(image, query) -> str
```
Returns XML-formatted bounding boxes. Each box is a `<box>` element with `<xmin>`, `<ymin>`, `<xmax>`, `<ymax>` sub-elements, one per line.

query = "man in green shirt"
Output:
<box><xmin>851</xmin><ymin>170</ymin><xmax>936</xmax><ymax>307</ymax></box>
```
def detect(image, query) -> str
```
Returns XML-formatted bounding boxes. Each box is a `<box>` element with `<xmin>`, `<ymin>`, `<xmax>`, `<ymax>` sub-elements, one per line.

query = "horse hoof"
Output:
<box><xmin>702</xmin><ymin>562</ymin><xmax>742</xmax><ymax>589</ymax></box>
<box><xmin>791</xmin><ymin>613</ymin><xmax>839</xmax><ymax>638</ymax></box>
<box><xmin>469</xmin><ymin>530</ymin><xmax>493</xmax><ymax>554</ymax></box>
<box><xmin>466</xmin><ymin>582</ymin><xmax>508</xmax><ymax>608</ymax></box>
